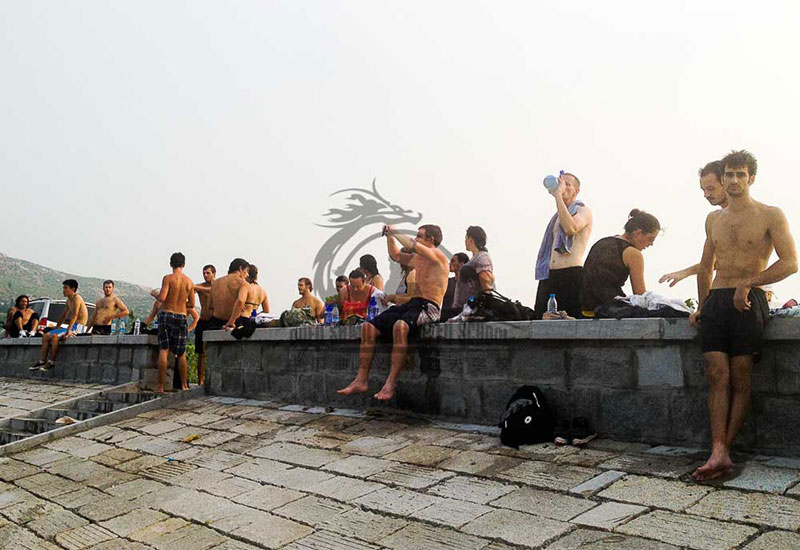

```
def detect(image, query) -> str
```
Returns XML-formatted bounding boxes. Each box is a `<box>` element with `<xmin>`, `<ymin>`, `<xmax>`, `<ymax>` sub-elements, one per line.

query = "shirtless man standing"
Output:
<box><xmin>208</xmin><ymin>258</ymin><xmax>249</xmax><ymax>330</ymax></box>
<box><xmin>660</xmin><ymin>161</ymin><xmax>729</xmax><ymax>286</ymax></box>
<box><xmin>242</xmin><ymin>264</ymin><xmax>270</xmax><ymax>319</ymax></box>
<box><xmin>35</xmin><ymin>279</ymin><xmax>89</xmax><ymax>370</ymax></box>
<box><xmin>193</xmin><ymin>264</ymin><xmax>216</xmax><ymax>385</ymax></box>
<box><xmin>292</xmin><ymin>277</ymin><xmax>324</xmax><ymax>321</ymax></box>
<box><xmin>153</xmin><ymin>252</ymin><xmax>196</xmax><ymax>393</ymax></box>
<box><xmin>534</xmin><ymin>172</ymin><xmax>593</xmax><ymax>318</ymax></box>
<box><xmin>339</xmin><ymin>224</ymin><xmax>448</xmax><ymax>401</ymax></box>
<box><xmin>691</xmin><ymin>150</ymin><xmax>797</xmax><ymax>481</ymax></box>
<box><xmin>87</xmin><ymin>280</ymin><xmax>129</xmax><ymax>335</ymax></box>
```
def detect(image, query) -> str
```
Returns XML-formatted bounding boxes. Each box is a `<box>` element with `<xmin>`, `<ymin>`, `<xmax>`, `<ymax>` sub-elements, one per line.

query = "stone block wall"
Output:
<box><xmin>204</xmin><ymin>318</ymin><xmax>800</xmax><ymax>456</ymax></box>
<box><xmin>0</xmin><ymin>335</ymin><xmax>167</xmax><ymax>387</ymax></box>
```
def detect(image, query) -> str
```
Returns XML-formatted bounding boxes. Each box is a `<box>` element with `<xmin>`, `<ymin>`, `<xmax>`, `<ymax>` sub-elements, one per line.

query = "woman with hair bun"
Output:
<box><xmin>580</xmin><ymin>209</ymin><xmax>661</xmax><ymax>316</ymax></box>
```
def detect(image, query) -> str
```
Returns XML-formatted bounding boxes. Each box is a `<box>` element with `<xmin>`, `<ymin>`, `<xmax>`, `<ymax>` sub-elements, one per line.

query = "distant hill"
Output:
<box><xmin>0</xmin><ymin>253</ymin><xmax>154</xmax><ymax>319</ymax></box>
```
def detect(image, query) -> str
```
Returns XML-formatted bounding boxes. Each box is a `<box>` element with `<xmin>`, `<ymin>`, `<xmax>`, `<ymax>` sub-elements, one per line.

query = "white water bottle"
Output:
<box><xmin>119</xmin><ymin>319</ymin><xmax>126</xmax><ymax>335</ymax></box>
<box><xmin>111</xmin><ymin>319</ymin><xmax>118</xmax><ymax>334</ymax></box>
<box><xmin>547</xmin><ymin>294</ymin><xmax>558</xmax><ymax>314</ymax></box>
<box><xmin>133</xmin><ymin>318</ymin><xmax>141</xmax><ymax>336</ymax></box>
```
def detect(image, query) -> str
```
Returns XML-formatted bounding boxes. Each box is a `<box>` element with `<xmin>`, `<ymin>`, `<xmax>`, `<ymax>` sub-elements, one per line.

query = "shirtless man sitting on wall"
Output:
<box><xmin>691</xmin><ymin>150</ymin><xmax>797</xmax><ymax>481</ymax></box>
<box><xmin>242</xmin><ymin>264</ymin><xmax>270</xmax><ymax>319</ymax></box>
<box><xmin>208</xmin><ymin>258</ymin><xmax>250</xmax><ymax>330</ymax></box>
<box><xmin>153</xmin><ymin>252</ymin><xmax>196</xmax><ymax>393</ymax></box>
<box><xmin>292</xmin><ymin>277</ymin><xmax>324</xmax><ymax>321</ymax></box>
<box><xmin>338</xmin><ymin>224</ymin><xmax>449</xmax><ymax>401</ymax></box>
<box><xmin>87</xmin><ymin>280</ymin><xmax>129</xmax><ymax>335</ymax></box>
<box><xmin>34</xmin><ymin>279</ymin><xmax>89</xmax><ymax>370</ymax></box>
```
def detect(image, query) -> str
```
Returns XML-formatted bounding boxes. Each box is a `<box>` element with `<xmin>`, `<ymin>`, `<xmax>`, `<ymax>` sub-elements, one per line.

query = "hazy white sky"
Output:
<box><xmin>2</xmin><ymin>1</ymin><xmax>799</xmax><ymax>311</ymax></box>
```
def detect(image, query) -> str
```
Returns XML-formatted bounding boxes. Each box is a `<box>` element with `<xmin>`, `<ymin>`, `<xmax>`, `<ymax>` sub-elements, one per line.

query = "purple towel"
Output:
<box><xmin>535</xmin><ymin>200</ymin><xmax>584</xmax><ymax>280</ymax></box>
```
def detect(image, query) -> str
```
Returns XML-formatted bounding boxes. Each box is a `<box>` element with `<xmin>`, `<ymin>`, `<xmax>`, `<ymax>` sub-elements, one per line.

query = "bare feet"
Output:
<box><xmin>337</xmin><ymin>380</ymin><xmax>369</xmax><ymax>395</ymax></box>
<box><xmin>198</xmin><ymin>378</ymin><xmax>205</xmax><ymax>386</ymax></box>
<box><xmin>155</xmin><ymin>385</ymin><xmax>165</xmax><ymax>394</ymax></box>
<box><xmin>181</xmin><ymin>384</ymin><xmax>189</xmax><ymax>391</ymax></box>
<box><xmin>692</xmin><ymin>453</ymin><xmax>734</xmax><ymax>482</ymax></box>
<box><xmin>374</xmin><ymin>383</ymin><xmax>396</xmax><ymax>401</ymax></box>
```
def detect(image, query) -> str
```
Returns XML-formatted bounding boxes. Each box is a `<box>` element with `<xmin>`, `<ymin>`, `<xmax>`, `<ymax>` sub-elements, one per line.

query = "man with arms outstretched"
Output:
<box><xmin>153</xmin><ymin>252</ymin><xmax>196</xmax><ymax>393</ymax></box>
<box><xmin>692</xmin><ymin>150</ymin><xmax>797</xmax><ymax>481</ymax></box>
<box><xmin>338</xmin><ymin>224</ymin><xmax>448</xmax><ymax>401</ymax></box>
<box><xmin>659</xmin><ymin>161</ymin><xmax>729</xmax><ymax>286</ymax></box>
<box><xmin>88</xmin><ymin>280</ymin><xmax>129</xmax><ymax>335</ymax></box>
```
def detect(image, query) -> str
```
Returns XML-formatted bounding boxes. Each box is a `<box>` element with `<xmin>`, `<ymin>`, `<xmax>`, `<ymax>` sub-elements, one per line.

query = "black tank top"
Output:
<box><xmin>580</xmin><ymin>236</ymin><xmax>634</xmax><ymax>311</ymax></box>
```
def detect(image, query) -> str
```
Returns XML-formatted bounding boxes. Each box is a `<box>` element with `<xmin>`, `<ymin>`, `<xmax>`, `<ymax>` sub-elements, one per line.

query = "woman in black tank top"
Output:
<box><xmin>580</xmin><ymin>209</ymin><xmax>661</xmax><ymax>316</ymax></box>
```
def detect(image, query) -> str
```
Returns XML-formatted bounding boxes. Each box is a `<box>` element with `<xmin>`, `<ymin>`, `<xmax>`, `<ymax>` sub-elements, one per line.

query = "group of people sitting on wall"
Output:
<box><xmin>5</xmin><ymin>149</ymin><xmax>798</xmax><ymax>483</ymax></box>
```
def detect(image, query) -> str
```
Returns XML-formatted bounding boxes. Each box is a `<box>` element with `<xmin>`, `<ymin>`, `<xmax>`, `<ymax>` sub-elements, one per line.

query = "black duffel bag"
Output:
<box><xmin>469</xmin><ymin>290</ymin><xmax>536</xmax><ymax>322</ymax></box>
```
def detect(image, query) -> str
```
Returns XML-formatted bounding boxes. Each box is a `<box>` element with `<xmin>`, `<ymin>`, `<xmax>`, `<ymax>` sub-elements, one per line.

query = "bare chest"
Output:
<box><xmin>712</xmin><ymin>214</ymin><xmax>771</xmax><ymax>255</ymax></box>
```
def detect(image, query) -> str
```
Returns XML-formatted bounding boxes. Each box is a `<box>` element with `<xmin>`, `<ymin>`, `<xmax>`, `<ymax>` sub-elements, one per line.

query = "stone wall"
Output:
<box><xmin>204</xmin><ymin>318</ymin><xmax>800</xmax><ymax>456</ymax></box>
<box><xmin>0</xmin><ymin>335</ymin><xmax>168</xmax><ymax>388</ymax></box>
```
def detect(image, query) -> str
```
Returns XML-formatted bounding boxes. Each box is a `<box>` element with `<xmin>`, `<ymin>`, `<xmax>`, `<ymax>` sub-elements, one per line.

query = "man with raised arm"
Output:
<box><xmin>208</xmin><ymin>258</ymin><xmax>249</xmax><ymax>331</ymax></box>
<box><xmin>338</xmin><ymin>224</ymin><xmax>449</xmax><ymax>401</ymax></box>
<box><xmin>534</xmin><ymin>172</ymin><xmax>592</xmax><ymax>319</ymax></box>
<box><xmin>153</xmin><ymin>252</ymin><xmax>196</xmax><ymax>393</ymax></box>
<box><xmin>659</xmin><ymin>161</ymin><xmax>729</xmax><ymax>287</ymax></box>
<box><xmin>691</xmin><ymin>150</ymin><xmax>797</xmax><ymax>481</ymax></box>
<box><xmin>193</xmin><ymin>264</ymin><xmax>216</xmax><ymax>385</ymax></box>
<box><xmin>87</xmin><ymin>280</ymin><xmax>129</xmax><ymax>335</ymax></box>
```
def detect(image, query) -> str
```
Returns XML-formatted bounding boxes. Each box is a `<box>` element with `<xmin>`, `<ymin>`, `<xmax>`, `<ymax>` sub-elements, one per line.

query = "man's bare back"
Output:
<box><xmin>210</xmin><ymin>274</ymin><xmax>246</xmax><ymax>320</ymax></box>
<box><xmin>159</xmin><ymin>273</ymin><xmax>195</xmax><ymax>315</ymax></box>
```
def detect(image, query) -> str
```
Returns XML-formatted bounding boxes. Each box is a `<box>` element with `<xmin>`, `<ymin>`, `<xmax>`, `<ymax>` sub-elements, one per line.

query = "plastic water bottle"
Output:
<box><xmin>324</xmin><ymin>304</ymin><xmax>333</xmax><ymax>326</ymax></box>
<box><xmin>367</xmin><ymin>297</ymin><xmax>379</xmax><ymax>321</ymax></box>
<box><xmin>153</xmin><ymin>318</ymin><xmax>159</xmax><ymax>331</ymax></box>
<box><xmin>547</xmin><ymin>294</ymin><xmax>558</xmax><ymax>314</ymax></box>
<box><xmin>133</xmin><ymin>318</ymin><xmax>141</xmax><ymax>335</ymax></box>
<box><xmin>543</xmin><ymin>170</ymin><xmax>565</xmax><ymax>192</ymax></box>
<box><xmin>119</xmin><ymin>319</ymin><xmax>126</xmax><ymax>335</ymax></box>
<box><xmin>331</xmin><ymin>305</ymin><xmax>340</xmax><ymax>325</ymax></box>
<box><xmin>111</xmin><ymin>319</ymin><xmax>118</xmax><ymax>334</ymax></box>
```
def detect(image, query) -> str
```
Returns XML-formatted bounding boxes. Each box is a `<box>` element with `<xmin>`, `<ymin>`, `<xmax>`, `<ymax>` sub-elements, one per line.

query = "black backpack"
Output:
<box><xmin>470</xmin><ymin>290</ymin><xmax>536</xmax><ymax>322</ymax></box>
<box><xmin>498</xmin><ymin>385</ymin><xmax>554</xmax><ymax>449</ymax></box>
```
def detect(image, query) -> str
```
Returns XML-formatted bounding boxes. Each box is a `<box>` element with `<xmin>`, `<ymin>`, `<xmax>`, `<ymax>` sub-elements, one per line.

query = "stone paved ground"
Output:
<box><xmin>3</xmin><ymin>396</ymin><xmax>800</xmax><ymax>549</ymax></box>
<box><xmin>0</xmin><ymin>378</ymin><xmax>110</xmax><ymax>419</ymax></box>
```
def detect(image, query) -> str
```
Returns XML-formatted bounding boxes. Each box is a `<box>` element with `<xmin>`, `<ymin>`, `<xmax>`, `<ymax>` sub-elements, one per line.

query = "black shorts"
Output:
<box><xmin>92</xmin><ymin>325</ymin><xmax>112</xmax><ymax>336</ymax></box>
<box><xmin>196</xmin><ymin>317</ymin><xmax>226</xmax><ymax>349</ymax></box>
<box><xmin>700</xmin><ymin>288</ymin><xmax>770</xmax><ymax>362</ymax></box>
<box><xmin>534</xmin><ymin>266</ymin><xmax>583</xmax><ymax>319</ymax></box>
<box><xmin>369</xmin><ymin>298</ymin><xmax>440</xmax><ymax>340</ymax></box>
<box><xmin>158</xmin><ymin>311</ymin><xmax>188</xmax><ymax>357</ymax></box>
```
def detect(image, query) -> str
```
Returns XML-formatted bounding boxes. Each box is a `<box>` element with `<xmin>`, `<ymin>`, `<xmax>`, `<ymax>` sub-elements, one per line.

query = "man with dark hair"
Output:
<box><xmin>691</xmin><ymin>150</ymin><xmax>797</xmax><ymax>481</ymax></box>
<box><xmin>441</xmin><ymin>252</ymin><xmax>469</xmax><ymax>320</ymax></box>
<box><xmin>34</xmin><ymin>279</ymin><xmax>89</xmax><ymax>370</ymax></box>
<box><xmin>208</xmin><ymin>258</ymin><xmax>250</xmax><ymax>331</ymax></box>
<box><xmin>293</xmin><ymin>277</ymin><xmax>324</xmax><ymax>321</ymax></box>
<box><xmin>88</xmin><ymin>280</ymin><xmax>129</xmax><ymax>335</ymax></box>
<box><xmin>452</xmin><ymin>226</ymin><xmax>495</xmax><ymax>313</ymax></box>
<box><xmin>193</xmin><ymin>264</ymin><xmax>217</xmax><ymax>385</ymax></box>
<box><xmin>153</xmin><ymin>252</ymin><xmax>196</xmax><ymax>392</ymax></box>
<box><xmin>335</xmin><ymin>275</ymin><xmax>348</xmax><ymax>294</ymax></box>
<box><xmin>660</xmin><ymin>160</ymin><xmax>729</xmax><ymax>286</ymax></box>
<box><xmin>339</xmin><ymin>224</ymin><xmax>448</xmax><ymax>401</ymax></box>
<box><xmin>534</xmin><ymin>172</ymin><xmax>592</xmax><ymax>318</ymax></box>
